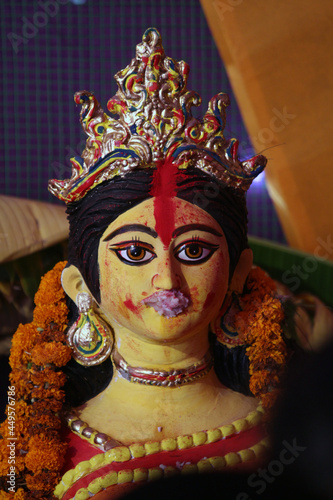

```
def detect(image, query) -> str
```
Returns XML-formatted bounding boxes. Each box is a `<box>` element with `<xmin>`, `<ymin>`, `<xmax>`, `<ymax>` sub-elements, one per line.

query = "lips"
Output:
<box><xmin>141</xmin><ymin>290</ymin><xmax>190</xmax><ymax>318</ymax></box>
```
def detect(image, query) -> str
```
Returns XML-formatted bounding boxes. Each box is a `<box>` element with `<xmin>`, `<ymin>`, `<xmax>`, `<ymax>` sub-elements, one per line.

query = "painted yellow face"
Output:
<box><xmin>98</xmin><ymin>197</ymin><xmax>230</xmax><ymax>343</ymax></box>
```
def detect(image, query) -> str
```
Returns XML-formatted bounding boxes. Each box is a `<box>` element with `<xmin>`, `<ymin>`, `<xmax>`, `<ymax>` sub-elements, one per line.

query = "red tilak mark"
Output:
<box><xmin>124</xmin><ymin>296</ymin><xmax>139</xmax><ymax>314</ymax></box>
<box><xmin>150</xmin><ymin>160</ymin><xmax>180</xmax><ymax>248</ymax></box>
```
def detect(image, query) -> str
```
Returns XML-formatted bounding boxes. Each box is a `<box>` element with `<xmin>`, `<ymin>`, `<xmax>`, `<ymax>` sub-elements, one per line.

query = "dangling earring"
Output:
<box><xmin>67</xmin><ymin>292</ymin><xmax>113</xmax><ymax>366</ymax></box>
<box><xmin>210</xmin><ymin>291</ymin><xmax>243</xmax><ymax>346</ymax></box>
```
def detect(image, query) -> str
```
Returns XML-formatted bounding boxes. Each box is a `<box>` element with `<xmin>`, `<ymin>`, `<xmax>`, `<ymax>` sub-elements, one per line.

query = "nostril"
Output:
<box><xmin>152</xmin><ymin>274</ymin><xmax>159</xmax><ymax>288</ymax></box>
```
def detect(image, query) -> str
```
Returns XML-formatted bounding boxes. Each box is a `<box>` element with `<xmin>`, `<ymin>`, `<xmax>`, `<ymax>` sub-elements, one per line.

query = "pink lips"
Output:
<box><xmin>141</xmin><ymin>290</ymin><xmax>190</xmax><ymax>318</ymax></box>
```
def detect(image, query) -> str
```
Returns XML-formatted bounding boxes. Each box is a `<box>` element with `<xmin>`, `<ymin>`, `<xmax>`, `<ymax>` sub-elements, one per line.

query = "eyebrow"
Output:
<box><xmin>172</xmin><ymin>224</ymin><xmax>223</xmax><ymax>238</ymax></box>
<box><xmin>103</xmin><ymin>224</ymin><xmax>158</xmax><ymax>241</ymax></box>
<box><xmin>104</xmin><ymin>223</ymin><xmax>223</xmax><ymax>242</ymax></box>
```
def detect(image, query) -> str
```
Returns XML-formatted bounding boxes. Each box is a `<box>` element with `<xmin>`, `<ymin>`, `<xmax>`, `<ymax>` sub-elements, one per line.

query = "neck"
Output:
<box><xmin>77</xmin><ymin>323</ymin><xmax>259</xmax><ymax>443</ymax></box>
<box><xmin>112</xmin><ymin>325</ymin><xmax>210</xmax><ymax>370</ymax></box>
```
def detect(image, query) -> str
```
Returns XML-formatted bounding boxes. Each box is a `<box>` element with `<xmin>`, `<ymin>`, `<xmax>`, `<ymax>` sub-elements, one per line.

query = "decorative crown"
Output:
<box><xmin>48</xmin><ymin>27</ymin><xmax>266</xmax><ymax>203</ymax></box>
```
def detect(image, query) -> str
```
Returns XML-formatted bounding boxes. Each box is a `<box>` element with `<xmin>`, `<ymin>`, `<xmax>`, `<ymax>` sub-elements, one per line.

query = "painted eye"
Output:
<box><xmin>184</xmin><ymin>243</ymin><xmax>203</xmax><ymax>259</ymax></box>
<box><xmin>110</xmin><ymin>244</ymin><xmax>156</xmax><ymax>265</ymax></box>
<box><xmin>175</xmin><ymin>240</ymin><xmax>219</xmax><ymax>265</ymax></box>
<box><xmin>126</xmin><ymin>245</ymin><xmax>146</xmax><ymax>261</ymax></box>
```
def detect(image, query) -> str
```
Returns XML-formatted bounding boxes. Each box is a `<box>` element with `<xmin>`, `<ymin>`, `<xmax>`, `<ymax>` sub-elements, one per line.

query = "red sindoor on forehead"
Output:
<box><xmin>150</xmin><ymin>160</ymin><xmax>183</xmax><ymax>248</ymax></box>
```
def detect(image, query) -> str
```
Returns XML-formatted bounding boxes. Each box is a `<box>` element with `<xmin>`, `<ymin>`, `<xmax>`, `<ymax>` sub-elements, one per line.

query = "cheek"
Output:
<box><xmin>100</xmin><ymin>255</ymin><xmax>123</xmax><ymax>309</ymax></box>
<box><xmin>100</xmin><ymin>278</ymin><xmax>132</xmax><ymax>322</ymax></box>
<box><xmin>100</xmin><ymin>256</ymin><xmax>144</xmax><ymax>322</ymax></box>
<box><xmin>188</xmin><ymin>253</ymin><xmax>228</xmax><ymax>309</ymax></box>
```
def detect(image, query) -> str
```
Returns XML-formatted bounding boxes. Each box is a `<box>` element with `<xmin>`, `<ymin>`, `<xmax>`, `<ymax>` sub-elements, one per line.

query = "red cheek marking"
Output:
<box><xmin>124</xmin><ymin>295</ymin><xmax>140</xmax><ymax>314</ymax></box>
<box><xmin>204</xmin><ymin>291</ymin><xmax>216</xmax><ymax>309</ymax></box>
<box><xmin>150</xmin><ymin>160</ymin><xmax>184</xmax><ymax>248</ymax></box>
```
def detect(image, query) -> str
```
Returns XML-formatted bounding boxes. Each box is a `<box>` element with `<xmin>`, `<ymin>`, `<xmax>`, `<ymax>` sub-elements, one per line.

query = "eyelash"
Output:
<box><xmin>109</xmin><ymin>240</ymin><xmax>155</xmax><ymax>266</ymax></box>
<box><xmin>109</xmin><ymin>237</ymin><xmax>219</xmax><ymax>266</ymax></box>
<box><xmin>174</xmin><ymin>238</ymin><xmax>219</xmax><ymax>265</ymax></box>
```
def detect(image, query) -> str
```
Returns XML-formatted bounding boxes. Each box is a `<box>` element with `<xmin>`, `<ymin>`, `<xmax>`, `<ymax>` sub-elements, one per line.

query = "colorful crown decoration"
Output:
<box><xmin>48</xmin><ymin>27</ymin><xmax>267</xmax><ymax>203</ymax></box>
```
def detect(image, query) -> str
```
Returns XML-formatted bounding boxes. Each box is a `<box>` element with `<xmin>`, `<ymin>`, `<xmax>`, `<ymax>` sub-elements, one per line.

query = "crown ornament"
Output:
<box><xmin>48</xmin><ymin>27</ymin><xmax>266</xmax><ymax>203</ymax></box>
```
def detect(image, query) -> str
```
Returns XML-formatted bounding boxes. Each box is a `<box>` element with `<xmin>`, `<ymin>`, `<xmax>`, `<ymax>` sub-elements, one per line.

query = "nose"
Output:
<box><xmin>152</xmin><ymin>257</ymin><xmax>181</xmax><ymax>290</ymax></box>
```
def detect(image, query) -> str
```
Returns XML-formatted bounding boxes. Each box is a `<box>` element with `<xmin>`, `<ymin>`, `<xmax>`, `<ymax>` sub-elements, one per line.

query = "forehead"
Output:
<box><xmin>103</xmin><ymin>197</ymin><xmax>223</xmax><ymax>234</ymax></box>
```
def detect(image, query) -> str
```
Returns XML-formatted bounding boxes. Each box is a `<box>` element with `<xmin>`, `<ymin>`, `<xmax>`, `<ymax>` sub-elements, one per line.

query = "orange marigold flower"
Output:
<box><xmin>29</xmin><ymin>367</ymin><xmax>66</xmax><ymax>388</ymax></box>
<box><xmin>0</xmin><ymin>431</ymin><xmax>11</xmax><ymax>476</ymax></box>
<box><xmin>10</xmin><ymin>322</ymin><xmax>38</xmax><ymax>349</ymax></box>
<box><xmin>13</xmin><ymin>490</ymin><xmax>28</xmax><ymax>500</ymax></box>
<box><xmin>247</xmin><ymin>266</ymin><xmax>277</xmax><ymax>294</ymax></box>
<box><xmin>33</xmin><ymin>302</ymin><xmax>68</xmax><ymax>329</ymax></box>
<box><xmin>266</xmin><ymin>349</ymin><xmax>288</xmax><ymax>365</ymax></box>
<box><xmin>1</xmin><ymin>491</ymin><xmax>27</xmax><ymax>500</ymax></box>
<box><xmin>32</xmin><ymin>398</ymin><xmax>63</xmax><ymax>414</ymax></box>
<box><xmin>15</xmin><ymin>420</ymin><xmax>31</xmax><ymax>440</ymax></box>
<box><xmin>249</xmin><ymin>370</ymin><xmax>272</xmax><ymax>395</ymax></box>
<box><xmin>9</xmin><ymin>323</ymin><xmax>40</xmax><ymax>370</ymax></box>
<box><xmin>0</xmin><ymin>433</ymin><xmax>26</xmax><ymax>476</ymax></box>
<box><xmin>13</xmin><ymin>401</ymin><xmax>30</xmax><ymax>419</ymax></box>
<box><xmin>9</xmin><ymin>370</ymin><xmax>32</xmax><ymax>399</ymax></box>
<box><xmin>260</xmin><ymin>390</ymin><xmax>280</xmax><ymax>410</ymax></box>
<box><xmin>31</xmin><ymin>341</ymin><xmax>72</xmax><ymax>367</ymax></box>
<box><xmin>28</xmin><ymin>413</ymin><xmax>61</xmax><ymax>433</ymax></box>
<box><xmin>25</xmin><ymin>436</ymin><xmax>66</xmax><ymax>473</ymax></box>
<box><xmin>34</xmin><ymin>261</ymin><xmax>67</xmax><ymax>307</ymax></box>
<box><xmin>251</xmin><ymin>357</ymin><xmax>285</xmax><ymax>374</ymax></box>
<box><xmin>247</xmin><ymin>340</ymin><xmax>286</xmax><ymax>361</ymax></box>
<box><xmin>26</xmin><ymin>471</ymin><xmax>60</xmax><ymax>494</ymax></box>
<box><xmin>42</xmin><ymin>326</ymin><xmax>67</xmax><ymax>343</ymax></box>
<box><xmin>30</xmin><ymin>385</ymin><xmax>65</xmax><ymax>403</ymax></box>
<box><xmin>0</xmin><ymin>492</ymin><xmax>15</xmax><ymax>499</ymax></box>
<box><xmin>246</xmin><ymin>348</ymin><xmax>269</xmax><ymax>367</ymax></box>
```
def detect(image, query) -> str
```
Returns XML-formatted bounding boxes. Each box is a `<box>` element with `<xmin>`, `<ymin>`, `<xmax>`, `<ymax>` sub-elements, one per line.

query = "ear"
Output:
<box><xmin>61</xmin><ymin>265</ymin><xmax>89</xmax><ymax>304</ymax></box>
<box><xmin>229</xmin><ymin>248</ymin><xmax>253</xmax><ymax>294</ymax></box>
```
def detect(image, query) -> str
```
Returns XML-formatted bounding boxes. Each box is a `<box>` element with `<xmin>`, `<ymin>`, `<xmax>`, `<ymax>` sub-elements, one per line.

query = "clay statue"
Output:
<box><xmin>1</xmin><ymin>28</ymin><xmax>293</xmax><ymax>500</ymax></box>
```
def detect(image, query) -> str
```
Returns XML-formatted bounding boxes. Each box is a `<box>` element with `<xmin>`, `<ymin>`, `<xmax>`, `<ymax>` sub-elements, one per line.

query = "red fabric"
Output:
<box><xmin>61</xmin><ymin>423</ymin><xmax>265</xmax><ymax>500</ymax></box>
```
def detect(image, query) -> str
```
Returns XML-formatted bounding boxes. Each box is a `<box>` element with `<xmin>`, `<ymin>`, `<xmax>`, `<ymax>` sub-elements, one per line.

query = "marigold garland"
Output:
<box><xmin>233</xmin><ymin>266</ymin><xmax>289</xmax><ymax>410</ymax></box>
<box><xmin>0</xmin><ymin>261</ymin><xmax>70</xmax><ymax>499</ymax></box>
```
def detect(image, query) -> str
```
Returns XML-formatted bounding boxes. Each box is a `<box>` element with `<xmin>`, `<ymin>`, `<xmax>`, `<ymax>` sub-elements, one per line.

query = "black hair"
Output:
<box><xmin>63</xmin><ymin>168</ymin><xmax>252</xmax><ymax>406</ymax></box>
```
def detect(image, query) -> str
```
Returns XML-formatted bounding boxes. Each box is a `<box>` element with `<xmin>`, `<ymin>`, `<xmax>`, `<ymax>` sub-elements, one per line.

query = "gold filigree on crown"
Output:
<box><xmin>48</xmin><ymin>27</ymin><xmax>267</xmax><ymax>203</ymax></box>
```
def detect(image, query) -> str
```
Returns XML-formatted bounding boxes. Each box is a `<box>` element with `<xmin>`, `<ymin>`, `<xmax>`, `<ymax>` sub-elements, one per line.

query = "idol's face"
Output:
<box><xmin>98</xmin><ymin>197</ymin><xmax>230</xmax><ymax>343</ymax></box>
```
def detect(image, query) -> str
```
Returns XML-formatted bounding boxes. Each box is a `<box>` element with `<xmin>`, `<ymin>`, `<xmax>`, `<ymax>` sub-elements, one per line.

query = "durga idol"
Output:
<box><xmin>1</xmin><ymin>28</ymin><xmax>293</xmax><ymax>500</ymax></box>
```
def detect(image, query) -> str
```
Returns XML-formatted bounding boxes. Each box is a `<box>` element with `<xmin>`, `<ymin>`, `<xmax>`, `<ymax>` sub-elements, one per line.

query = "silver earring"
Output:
<box><xmin>67</xmin><ymin>292</ymin><xmax>113</xmax><ymax>366</ymax></box>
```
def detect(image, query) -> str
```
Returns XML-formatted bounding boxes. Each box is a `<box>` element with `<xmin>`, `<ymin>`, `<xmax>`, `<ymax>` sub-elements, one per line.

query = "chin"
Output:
<box><xmin>138</xmin><ymin>311</ymin><xmax>207</xmax><ymax>343</ymax></box>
